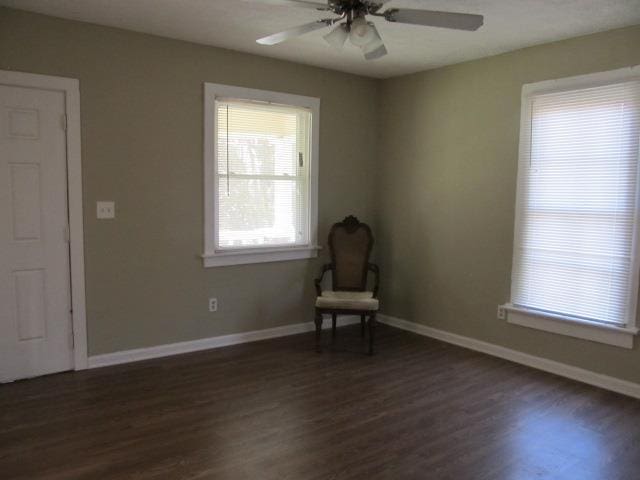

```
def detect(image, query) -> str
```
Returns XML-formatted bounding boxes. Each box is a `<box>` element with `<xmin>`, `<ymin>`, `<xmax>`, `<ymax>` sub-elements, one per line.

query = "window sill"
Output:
<box><xmin>503</xmin><ymin>304</ymin><xmax>637</xmax><ymax>349</ymax></box>
<box><xmin>202</xmin><ymin>245</ymin><xmax>320</xmax><ymax>267</ymax></box>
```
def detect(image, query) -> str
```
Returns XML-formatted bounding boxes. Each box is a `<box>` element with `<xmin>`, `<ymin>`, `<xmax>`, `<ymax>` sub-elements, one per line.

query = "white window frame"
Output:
<box><xmin>504</xmin><ymin>66</ymin><xmax>640</xmax><ymax>349</ymax></box>
<box><xmin>202</xmin><ymin>83</ymin><xmax>320</xmax><ymax>267</ymax></box>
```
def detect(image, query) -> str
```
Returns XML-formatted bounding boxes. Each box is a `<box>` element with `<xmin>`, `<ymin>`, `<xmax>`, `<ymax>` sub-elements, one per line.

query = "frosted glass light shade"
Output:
<box><xmin>349</xmin><ymin>17</ymin><xmax>375</xmax><ymax>47</ymax></box>
<box><xmin>323</xmin><ymin>24</ymin><xmax>348</xmax><ymax>49</ymax></box>
<box><xmin>362</xmin><ymin>23</ymin><xmax>387</xmax><ymax>60</ymax></box>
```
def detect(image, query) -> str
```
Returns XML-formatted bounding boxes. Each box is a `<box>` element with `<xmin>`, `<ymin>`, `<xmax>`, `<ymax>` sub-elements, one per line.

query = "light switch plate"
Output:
<box><xmin>97</xmin><ymin>201</ymin><xmax>115</xmax><ymax>219</ymax></box>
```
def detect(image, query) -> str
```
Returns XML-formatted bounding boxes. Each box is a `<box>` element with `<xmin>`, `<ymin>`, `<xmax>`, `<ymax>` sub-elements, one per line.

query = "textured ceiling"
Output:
<box><xmin>2</xmin><ymin>0</ymin><xmax>640</xmax><ymax>78</ymax></box>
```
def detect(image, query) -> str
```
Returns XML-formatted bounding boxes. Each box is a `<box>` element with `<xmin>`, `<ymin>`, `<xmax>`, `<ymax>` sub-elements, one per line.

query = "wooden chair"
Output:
<box><xmin>314</xmin><ymin>215</ymin><xmax>379</xmax><ymax>355</ymax></box>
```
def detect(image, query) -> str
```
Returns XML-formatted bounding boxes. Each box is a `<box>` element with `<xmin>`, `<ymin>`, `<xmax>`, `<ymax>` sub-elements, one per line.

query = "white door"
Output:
<box><xmin>0</xmin><ymin>84</ymin><xmax>73</xmax><ymax>382</ymax></box>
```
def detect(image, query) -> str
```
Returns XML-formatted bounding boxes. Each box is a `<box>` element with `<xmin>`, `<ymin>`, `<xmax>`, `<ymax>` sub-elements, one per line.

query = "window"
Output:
<box><xmin>203</xmin><ymin>83</ymin><xmax>319</xmax><ymax>267</ymax></box>
<box><xmin>506</xmin><ymin>67</ymin><xmax>640</xmax><ymax>348</ymax></box>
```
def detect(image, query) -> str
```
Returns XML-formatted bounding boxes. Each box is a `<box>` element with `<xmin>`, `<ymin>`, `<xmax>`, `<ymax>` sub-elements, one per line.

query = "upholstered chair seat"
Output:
<box><xmin>315</xmin><ymin>291</ymin><xmax>379</xmax><ymax>311</ymax></box>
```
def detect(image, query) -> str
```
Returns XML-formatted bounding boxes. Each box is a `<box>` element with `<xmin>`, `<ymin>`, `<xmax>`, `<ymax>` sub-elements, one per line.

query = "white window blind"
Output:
<box><xmin>512</xmin><ymin>79</ymin><xmax>640</xmax><ymax>327</ymax></box>
<box><xmin>215</xmin><ymin>100</ymin><xmax>311</xmax><ymax>250</ymax></box>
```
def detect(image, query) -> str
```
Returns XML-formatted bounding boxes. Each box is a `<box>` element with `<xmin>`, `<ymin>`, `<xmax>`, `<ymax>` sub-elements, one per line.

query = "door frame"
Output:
<box><xmin>0</xmin><ymin>69</ymin><xmax>87</xmax><ymax>370</ymax></box>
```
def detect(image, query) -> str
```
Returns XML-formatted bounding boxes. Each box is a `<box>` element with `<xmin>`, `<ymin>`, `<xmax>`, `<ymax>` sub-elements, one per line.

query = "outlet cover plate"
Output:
<box><xmin>97</xmin><ymin>201</ymin><xmax>115</xmax><ymax>219</ymax></box>
<box><xmin>209</xmin><ymin>298</ymin><xmax>218</xmax><ymax>312</ymax></box>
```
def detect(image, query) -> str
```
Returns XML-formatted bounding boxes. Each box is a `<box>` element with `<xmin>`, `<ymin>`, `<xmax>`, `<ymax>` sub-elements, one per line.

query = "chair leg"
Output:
<box><xmin>360</xmin><ymin>314</ymin><xmax>366</xmax><ymax>337</ymax></box>
<box><xmin>315</xmin><ymin>310</ymin><xmax>323</xmax><ymax>353</ymax></box>
<box><xmin>331</xmin><ymin>313</ymin><xmax>337</xmax><ymax>341</ymax></box>
<box><xmin>368</xmin><ymin>312</ymin><xmax>376</xmax><ymax>355</ymax></box>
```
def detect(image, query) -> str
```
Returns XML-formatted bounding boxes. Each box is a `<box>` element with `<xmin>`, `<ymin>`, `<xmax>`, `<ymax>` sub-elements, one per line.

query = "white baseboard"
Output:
<box><xmin>89</xmin><ymin>313</ymin><xmax>640</xmax><ymax>400</ymax></box>
<box><xmin>88</xmin><ymin>315</ymin><xmax>360</xmax><ymax>369</ymax></box>
<box><xmin>377</xmin><ymin>314</ymin><xmax>640</xmax><ymax>400</ymax></box>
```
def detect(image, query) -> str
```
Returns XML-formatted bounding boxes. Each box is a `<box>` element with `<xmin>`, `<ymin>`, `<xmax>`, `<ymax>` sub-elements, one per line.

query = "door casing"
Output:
<box><xmin>0</xmin><ymin>69</ymin><xmax>87</xmax><ymax>371</ymax></box>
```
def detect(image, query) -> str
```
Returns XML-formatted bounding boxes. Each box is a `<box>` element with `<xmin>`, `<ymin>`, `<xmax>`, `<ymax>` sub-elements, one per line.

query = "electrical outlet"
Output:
<box><xmin>97</xmin><ymin>201</ymin><xmax>115</xmax><ymax>219</ymax></box>
<box><xmin>497</xmin><ymin>305</ymin><xmax>506</xmax><ymax>320</ymax></box>
<box><xmin>209</xmin><ymin>297</ymin><xmax>218</xmax><ymax>312</ymax></box>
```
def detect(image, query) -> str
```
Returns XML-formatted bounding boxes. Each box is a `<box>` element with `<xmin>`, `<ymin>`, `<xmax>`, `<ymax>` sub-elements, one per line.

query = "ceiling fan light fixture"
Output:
<box><xmin>363</xmin><ymin>42</ymin><xmax>387</xmax><ymax>60</ymax></box>
<box><xmin>349</xmin><ymin>16</ymin><xmax>375</xmax><ymax>47</ymax></box>
<box><xmin>323</xmin><ymin>23</ymin><xmax>348</xmax><ymax>49</ymax></box>
<box><xmin>362</xmin><ymin>23</ymin><xmax>387</xmax><ymax>60</ymax></box>
<box><xmin>254</xmin><ymin>0</ymin><xmax>484</xmax><ymax>61</ymax></box>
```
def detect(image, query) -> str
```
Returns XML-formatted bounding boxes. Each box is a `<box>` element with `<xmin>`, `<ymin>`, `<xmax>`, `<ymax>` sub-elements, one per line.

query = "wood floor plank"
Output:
<box><xmin>1</xmin><ymin>324</ymin><xmax>639</xmax><ymax>479</ymax></box>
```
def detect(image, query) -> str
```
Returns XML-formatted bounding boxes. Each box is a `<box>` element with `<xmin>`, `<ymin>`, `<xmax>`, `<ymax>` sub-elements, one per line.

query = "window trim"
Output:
<box><xmin>504</xmin><ymin>303</ymin><xmax>638</xmax><ymax>349</ymax></box>
<box><xmin>202</xmin><ymin>83</ymin><xmax>320</xmax><ymax>267</ymax></box>
<box><xmin>506</xmin><ymin>65</ymin><xmax>640</xmax><ymax>348</ymax></box>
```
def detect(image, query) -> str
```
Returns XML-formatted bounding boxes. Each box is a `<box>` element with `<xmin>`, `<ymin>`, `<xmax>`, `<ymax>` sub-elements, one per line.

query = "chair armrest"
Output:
<box><xmin>315</xmin><ymin>263</ymin><xmax>333</xmax><ymax>296</ymax></box>
<box><xmin>368</xmin><ymin>263</ymin><xmax>380</xmax><ymax>298</ymax></box>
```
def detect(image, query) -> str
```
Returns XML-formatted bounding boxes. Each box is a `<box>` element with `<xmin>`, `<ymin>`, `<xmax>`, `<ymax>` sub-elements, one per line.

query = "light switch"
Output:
<box><xmin>97</xmin><ymin>201</ymin><xmax>115</xmax><ymax>219</ymax></box>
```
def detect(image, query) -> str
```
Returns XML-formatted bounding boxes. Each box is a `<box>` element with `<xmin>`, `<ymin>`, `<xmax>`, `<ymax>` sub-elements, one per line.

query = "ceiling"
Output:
<box><xmin>2</xmin><ymin>0</ymin><xmax>640</xmax><ymax>78</ymax></box>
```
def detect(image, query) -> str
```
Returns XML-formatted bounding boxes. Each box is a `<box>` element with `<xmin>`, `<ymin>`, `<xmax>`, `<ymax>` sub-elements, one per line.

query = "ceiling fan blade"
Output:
<box><xmin>252</xmin><ymin>0</ymin><xmax>331</xmax><ymax>10</ymax></box>
<box><xmin>367</xmin><ymin>0</ymin><xmax>393</xmax><ymax>13</ymax></box>
<box><xmin>257</xmin><ymin>20</ymin><xmax>331</xmax><ymax>45</ymax></box>
<box><xmin>362</xmin><ymin>23</ymin><xmax>387</xmax><ymax>60</ymax></box>
<box><xmin>384</xmin><ymin>8</ymin><xmax>484</xmax><ymax>31</ymax></box>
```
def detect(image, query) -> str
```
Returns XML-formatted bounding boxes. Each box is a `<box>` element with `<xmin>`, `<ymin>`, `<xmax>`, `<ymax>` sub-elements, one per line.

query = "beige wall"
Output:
<box><xmin>377</xmin><ymin>25</ymin><xmax>640</xmax><ymax>383</ymax></box>
<box><xmin>3</xmin><ymin>6</ymin><xmax>640</xmax><ymax>384</ymax></box>
<box><xmin>0</xmin><ymin>7</ymin><xmax>379</xmax><ymax>355</ymax></box>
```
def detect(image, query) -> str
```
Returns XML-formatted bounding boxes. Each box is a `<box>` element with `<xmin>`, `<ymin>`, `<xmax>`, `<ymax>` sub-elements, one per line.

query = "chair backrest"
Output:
<box><xmin>329</xmin><ymin>215</ymin><xmax>374</xmax><ymax>292</ymax></box>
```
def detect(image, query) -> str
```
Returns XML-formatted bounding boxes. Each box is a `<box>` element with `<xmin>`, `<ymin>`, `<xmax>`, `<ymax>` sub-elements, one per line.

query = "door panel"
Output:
<box><xmin>0</xmin><ymin>85</ymin><xmax>73</xmax><ymax>382</ymax></box>
<box><xmin>10</xmin><ymin>163</ymin><xmax>42</xmax><ymax>240</ymax></box>
<box><xmin>14</xmin><ymin>269</ymin><xmax>46</xmax><ymax>341</ymax></box>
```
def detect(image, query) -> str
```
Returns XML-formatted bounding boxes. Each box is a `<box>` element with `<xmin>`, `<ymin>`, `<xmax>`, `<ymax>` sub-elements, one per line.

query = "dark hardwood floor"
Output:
<box><xmin>1</xmin><ymin>324</ymin><xmax>640</xmax><ymax>480</ymax></box>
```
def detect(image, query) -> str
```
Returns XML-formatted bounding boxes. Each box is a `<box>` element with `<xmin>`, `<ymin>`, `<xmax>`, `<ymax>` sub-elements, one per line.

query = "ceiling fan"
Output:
<box><xmin>255</xmin><ymin>0</ymin><xmax>484</xmax><ymax>60</ymax></box>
